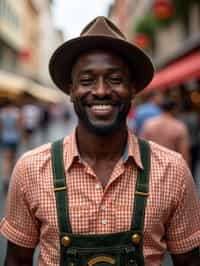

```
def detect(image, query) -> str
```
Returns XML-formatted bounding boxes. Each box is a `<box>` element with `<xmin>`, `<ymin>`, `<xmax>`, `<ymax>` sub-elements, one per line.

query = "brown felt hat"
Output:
<box><xmin>49</xmin><ymin>16</ymin><xmax>154</xmax><ymax>94</ymax></box>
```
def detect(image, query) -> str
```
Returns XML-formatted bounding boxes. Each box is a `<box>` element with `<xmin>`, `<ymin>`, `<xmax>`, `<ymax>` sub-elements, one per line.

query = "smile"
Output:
<box><xmin>88</xmin><ymin>104</ymin><xmax>116</xmax><ymax>116</ymax></box>
<box><xmin>91</xmin><ymin>104</ymin><xmax>113</xmax><ymax>111</ymax></box>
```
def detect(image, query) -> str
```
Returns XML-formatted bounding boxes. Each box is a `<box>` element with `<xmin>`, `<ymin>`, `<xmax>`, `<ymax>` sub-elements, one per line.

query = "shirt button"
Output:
<box><xmin>101</xmin><ymin>219</ymin><xmax>107</xmax><ymax>225</ymax></box>
<box><xmin>95</xmin><ymin>184</ymin><xmax>101</xmax><ymax>190</ymax></box>
<box><xmin>101</xmin><ymin>205</ymin><xmax>106</xmax><ymax>211</ymax></box>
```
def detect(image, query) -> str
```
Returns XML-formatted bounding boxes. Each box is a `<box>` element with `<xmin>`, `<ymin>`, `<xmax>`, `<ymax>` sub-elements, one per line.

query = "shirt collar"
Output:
<box><xmin>123</xmin><ymin>130</ymin><xmax>143</xmax><ymax>169</ymax></box>
<box><xmin>64</xmin><ymin>128</ymin><xmax>143</xmax><ymax>171</ymax></box>
<box><xmin>63</xmin><ymin>128</ymin><xmax>79</xmax><ymax>171</ymax></box>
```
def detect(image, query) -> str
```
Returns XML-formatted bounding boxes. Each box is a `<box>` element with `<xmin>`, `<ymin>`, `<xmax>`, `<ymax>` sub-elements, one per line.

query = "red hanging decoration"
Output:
<box><xmin>134</xmin><ymin>33</ymin><xmax>151</xmax><ymax>49</ymax></box>
<box><xmin>153</xmin><ymin>0</ymin><xmax>174</xmax><ymax>20</ymax></box>
<box><xmin>19</xmin><ymin>48</ymin><xmax>31</xmax><ymax>61</ymax></box>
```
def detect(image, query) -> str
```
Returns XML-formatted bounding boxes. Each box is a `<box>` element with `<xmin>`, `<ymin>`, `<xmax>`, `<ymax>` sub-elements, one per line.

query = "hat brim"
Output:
<box><xmin>49</xmin><ymin>35</ymin><xmax>154</xmax><ymax>94</ymax></box>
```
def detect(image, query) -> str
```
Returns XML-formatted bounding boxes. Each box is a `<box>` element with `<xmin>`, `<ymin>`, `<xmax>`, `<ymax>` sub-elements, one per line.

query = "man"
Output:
<box><xmin>0</xmin><ymin>17</ymin><xmax>200</xmax><ymax>266</ymax></box>
<box><xmin>134</xmin><ymin>90</ymin><xmax>163</xmax><ymax>136</ymax></box>
<box><xmin>141</xmin><ymin>97</ymin><xmax>191</xmax><ymax>166</ymax></box>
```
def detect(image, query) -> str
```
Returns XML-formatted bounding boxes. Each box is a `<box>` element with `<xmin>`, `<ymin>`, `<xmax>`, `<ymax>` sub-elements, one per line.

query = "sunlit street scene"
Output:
<box><xmin>0</xmin><ymin>0</ymin><xmax>200</xmax><ymax>265</ymax></box>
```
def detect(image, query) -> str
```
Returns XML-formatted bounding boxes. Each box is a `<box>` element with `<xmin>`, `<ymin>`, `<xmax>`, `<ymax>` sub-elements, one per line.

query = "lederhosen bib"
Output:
<box><xmin>51</xmin><ymin>138</ymin><xmax>150</xmax><ymax>266</ymax></box>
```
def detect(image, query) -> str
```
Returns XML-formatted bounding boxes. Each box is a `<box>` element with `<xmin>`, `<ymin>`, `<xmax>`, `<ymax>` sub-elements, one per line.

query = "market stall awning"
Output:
<box><xmin>0</xmin><ymin>70</ymin><xmax>28</xmax><ymax>94</ymax></box>
<box><xmin>28</xmin><ymin>82</ymin><xmax>66</xmax><ymax>103</ymax></box>
<box><xmin>145</xmin><ymin>50</ymin><xmax>200</xmax><ymax>92</ymax></box>
<box><xmin>0</xmin><ymin>70</ymin><xmax>66</xmax><ymax>103</ymax></box>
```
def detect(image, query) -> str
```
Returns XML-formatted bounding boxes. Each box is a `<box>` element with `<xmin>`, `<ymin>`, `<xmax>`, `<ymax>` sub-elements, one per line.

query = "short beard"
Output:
<box><xmin>75</xmin><ymin>101</ymin><xmax>131</xmax><ymax>136</ymax></box>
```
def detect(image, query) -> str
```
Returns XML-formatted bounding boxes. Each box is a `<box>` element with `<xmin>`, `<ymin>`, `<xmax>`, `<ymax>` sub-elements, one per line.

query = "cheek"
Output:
<box><xmin>71</xmin><ymin>85</ymin><xmax>91</xmax><ymax>99</ymax></box>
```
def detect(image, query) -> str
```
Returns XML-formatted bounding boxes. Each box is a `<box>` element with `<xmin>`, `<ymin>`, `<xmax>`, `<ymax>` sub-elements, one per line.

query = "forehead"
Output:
<box><xmin>72</xmin><ymin>49</ymin><xmax>130</xmax><ymax>74</ymax></box>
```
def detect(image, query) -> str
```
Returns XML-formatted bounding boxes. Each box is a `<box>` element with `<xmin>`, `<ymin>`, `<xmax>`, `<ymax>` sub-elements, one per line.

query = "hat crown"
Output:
<box><xmin>80</xmin><ymin>16</ymin><xmax>126</xmax><ymax>40</ymax></box>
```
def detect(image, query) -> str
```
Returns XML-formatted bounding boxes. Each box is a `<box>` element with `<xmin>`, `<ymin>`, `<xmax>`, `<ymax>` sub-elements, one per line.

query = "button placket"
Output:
<box><xmin>100</xmin><ymin>204</ymin><xmax>106</xmax><ymax>211</ymax></box>
<box><xmin>101</xmin><ymin>219</ymin><xmax>107</xmax><ymax>225</ymax></box>
<box><xmin>95</xmin><ymin>183</ymin><xmax>102</xmax><ymax>190</ymax></box>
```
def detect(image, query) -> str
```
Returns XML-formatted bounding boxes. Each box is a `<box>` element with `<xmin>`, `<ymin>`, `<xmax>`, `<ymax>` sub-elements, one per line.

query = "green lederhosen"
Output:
<box><xmin>51</xmin><ymin>138</ymin><xmax>150</xmax><ymax>266</ymax></box>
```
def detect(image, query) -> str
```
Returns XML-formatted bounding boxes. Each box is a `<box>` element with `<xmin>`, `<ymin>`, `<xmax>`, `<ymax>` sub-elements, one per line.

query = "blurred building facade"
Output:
<box><xmin>109</xmin><ymin>0</ymin><xmax>200</xmax><ymax>108</ymax></box>
<box><xmin>0</xmin><ymin>0</ymin><xmax>24</xmax><ymax>73</ymax></box>
<box><xmin>32</xmin><ymin>0</ymin><xmax>64</xmax><ymax>85</ymax></box>
<box><xmin>109</xmin><ymin>0</ymin><xmax>154</xmax><ymax>39</ymax></box>
<box><xmin>0</xmin><ymin>0</ymin><xmax>65</xmax><ymax>103</ymax></box>
<box><xmin>109</xmin><ymin>0</ymin><xmax>200</xmax><ymax>59</ymax></box>
<box><xmin>21</xmin><ymin>0</ymin><xmax>40</xmax><ymax>79</ymax></box>
<box><xmin>108</xmin><ymin>0</ymin><xmax>133</xmax><ymax>36</ymax></box>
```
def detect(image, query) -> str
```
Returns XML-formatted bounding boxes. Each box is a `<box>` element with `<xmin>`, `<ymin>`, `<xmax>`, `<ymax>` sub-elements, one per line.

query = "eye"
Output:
<box><xmin>79</xmin><ymin>77</ymin><xmax>94</xmax><ymax>86</ymax></box>
<box><xmin>109</xmin><ymin>76</ymin><xmax>123</xmax><ymax>84</ymax></box>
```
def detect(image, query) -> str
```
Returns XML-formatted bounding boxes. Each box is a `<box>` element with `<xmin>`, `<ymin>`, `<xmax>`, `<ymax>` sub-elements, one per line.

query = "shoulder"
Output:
<box><xmin>146</xmin><ymin>140</ymin><xmax>193</xmax><ymax>202</ymax></box>
<box><xmin>175</xmin><ymin>120</ymin><xmax>188</xmax><ymax>133</ymax></box>
<box><xmin>16</xmin><ymin>136</ymin><xmax>70</xmax><ymax>173</ymax></box>
<box><xmin>11</xmin><ymin>136</ymin><xmax>70</xmax><ymax>192</ymax></box>
<box><xmin>149</xmin><ymin>140</ymin><xmax>181</xmax><ymax>159</ymax></box>
<box><xmin>143</xmin><ymin>116</ymin><xmax>161</xmax><ymax>128</ymax></box>
<box><xmin>20</xmin><ymin>142</ymin><xmax>52</xmax><ymax>163</ymax></box>
<box><xmin>148</xmin><ymin>140</ymin><xmax>187</xmax><ymax>174</ymax></box>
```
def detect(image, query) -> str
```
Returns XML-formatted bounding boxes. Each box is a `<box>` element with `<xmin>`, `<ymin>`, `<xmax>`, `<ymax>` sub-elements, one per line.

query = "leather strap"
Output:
<box><xmin>51</xmin><ymin>139</ymin><xmax>72</xmax><ymax>233</ymax></box>
<box><xmin>131</xmin><ymin>138</ymin><xmax>150</xmax><ymax>231</ymax></box>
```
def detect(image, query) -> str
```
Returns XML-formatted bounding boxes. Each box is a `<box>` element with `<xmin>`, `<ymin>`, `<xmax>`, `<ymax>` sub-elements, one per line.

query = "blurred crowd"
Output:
<box><xmin>0</xmin><ymin>95</ymin><xmax>73</xmax><ymax>194</ymax></box>
<box><xmin>127</xmin><ymin>89</ymin><xmax>200</xmax><ymax>184</ymax></box>
<box><xmin>1</xmin><ymin>88</ymin><xmax>200</xmax><ymax>196</ymax></box>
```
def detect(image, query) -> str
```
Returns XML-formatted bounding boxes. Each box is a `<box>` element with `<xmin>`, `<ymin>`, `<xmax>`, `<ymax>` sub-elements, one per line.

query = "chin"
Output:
<box><xmin>86</xmin><ymin>121</ymin><xmax>123</xmax><ymax>136</ymax></box>
<box><xmin>77</xmin><ymin>103</ymin><xmax>130</xmax><ymax>136</ymax></box>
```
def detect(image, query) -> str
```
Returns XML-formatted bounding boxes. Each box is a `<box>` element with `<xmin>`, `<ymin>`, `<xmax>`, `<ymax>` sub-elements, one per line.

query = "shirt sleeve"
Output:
<box><xmin>166</xmin><ymin>159</ymin><xmax>200</xmax><ymax>254</ymax></box>
<box><xmin>0</xmin><ymin>156</ymin><xmax>39</xmax><ymax>248</ymax></box>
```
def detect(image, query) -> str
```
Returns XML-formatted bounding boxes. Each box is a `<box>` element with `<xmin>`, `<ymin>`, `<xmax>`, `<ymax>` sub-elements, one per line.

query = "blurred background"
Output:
<box><xmin>0</xmin><ymin>0</ymin><xmax>200</xmax><ymax>265</ymax></box>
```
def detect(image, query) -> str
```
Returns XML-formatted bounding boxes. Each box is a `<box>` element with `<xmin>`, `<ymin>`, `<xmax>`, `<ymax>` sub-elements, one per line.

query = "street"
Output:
<box><xmin>0</xmin><ymin>117</ymin><xmax>199</xmax><ymax>265</ymax></box>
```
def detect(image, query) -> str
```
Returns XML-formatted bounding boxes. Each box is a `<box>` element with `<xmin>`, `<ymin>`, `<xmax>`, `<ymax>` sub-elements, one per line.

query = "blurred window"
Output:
<box><xmin>0</xmin><ymin>0</ymin><xmax>3</xmax><ymax>17</ymax></box>
<box><xmin>0</xmin><ymin>0</ymin><xmax>20</xmax><ymax>29</ymax></box>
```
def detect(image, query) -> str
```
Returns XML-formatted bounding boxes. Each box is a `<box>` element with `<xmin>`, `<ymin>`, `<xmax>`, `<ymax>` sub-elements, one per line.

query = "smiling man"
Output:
<box><xmin>1</xmin><ymin>16</ymin><xmax>200</xmax><ymax>266</ymax></box>
<box><xmin>71</xmin><ymin>50</ymin><xmax>133</xmax><ymax>136</ymax></box>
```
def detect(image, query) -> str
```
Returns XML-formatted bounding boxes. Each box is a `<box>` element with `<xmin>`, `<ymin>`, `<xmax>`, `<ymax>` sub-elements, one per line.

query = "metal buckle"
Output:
<box><xmin>54</xmin><ymin>186</ymin><xmax>66</xmax><ymax>192</ymax></box>
<box><xmin>87</xmin><ymin>255</ymin><xmax>116</xmax><ymax>265</ymax></box>
<box><xmin>135</xmin><ymin>191</ymin><xmax>149</xmax><ymax>196</ymax></box>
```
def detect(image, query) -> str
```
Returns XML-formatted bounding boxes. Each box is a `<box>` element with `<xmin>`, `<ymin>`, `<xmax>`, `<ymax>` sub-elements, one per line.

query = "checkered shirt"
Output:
<box><xmin>1</xmin><ymin>129</ymin><xmax>200</xmax><ymax>266</ymax></box>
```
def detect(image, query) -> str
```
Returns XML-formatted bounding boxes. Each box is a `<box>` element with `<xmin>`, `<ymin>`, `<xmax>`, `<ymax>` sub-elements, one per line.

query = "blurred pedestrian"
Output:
<box><xmin>39</xmin><ymin>103</ymin><xmax>51</xmax><ymax>140</ymax></box>
<box><xmin>141</xmin><ymin>97</ymin><xmax>191</xmax><ymax>166</ymax></box>
<box><xmin>134</xmin><ymin>90</ymin><xmax>163</xmax><ymax>135</ymax></box>
<box><xmin>21</xmin><ymin>95</ymin><xmax>41</xmax><ymax>148</ymax></box>
<box><xmin>1</xmin><ymin>17</ymin><xmax>200</xmax><ymax>266</ymax></box>
<box><xmin>179</xmin><ymin>101</ymin><xmax>200</xmax><ymax>177</ymax></box>
<box><xmin>0</xmin><ymin>98</ymin><xmax>22</xmax><ymax>193</ymax></box>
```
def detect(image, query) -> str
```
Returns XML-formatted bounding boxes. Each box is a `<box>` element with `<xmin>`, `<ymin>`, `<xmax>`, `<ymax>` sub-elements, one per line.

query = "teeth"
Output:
<box><xmin>92</xmin><ymin>105</ymin><xmax>112</xmax><ymax>110</ymax></box>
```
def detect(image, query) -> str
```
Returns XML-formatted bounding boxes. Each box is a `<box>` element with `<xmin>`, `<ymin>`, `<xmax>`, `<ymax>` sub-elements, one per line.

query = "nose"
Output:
<box><xmin>92</xmin><ymin>77</ymin><xmax>111</xmax><ymax>97</ymax></box>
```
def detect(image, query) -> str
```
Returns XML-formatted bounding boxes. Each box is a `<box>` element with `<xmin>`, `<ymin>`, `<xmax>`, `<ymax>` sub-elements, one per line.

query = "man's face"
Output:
<box><xmin>70</xmin><ymin>50</ymin><xmax>135</xmax><ymax>135</ymax></box>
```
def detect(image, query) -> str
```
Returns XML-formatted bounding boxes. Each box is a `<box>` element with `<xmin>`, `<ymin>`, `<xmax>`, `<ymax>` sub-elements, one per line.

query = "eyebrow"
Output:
<box><xmin>78</xmin><ymin>67</ymin><xmax>125</xmax><ymax>75</ymax></box>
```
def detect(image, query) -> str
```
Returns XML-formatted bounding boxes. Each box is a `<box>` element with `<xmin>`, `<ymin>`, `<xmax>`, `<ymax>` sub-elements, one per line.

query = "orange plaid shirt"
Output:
<box><xmin>1</xmin><ymin>129</ymin><xmax>200</xmax><ymax>266</ymax></box>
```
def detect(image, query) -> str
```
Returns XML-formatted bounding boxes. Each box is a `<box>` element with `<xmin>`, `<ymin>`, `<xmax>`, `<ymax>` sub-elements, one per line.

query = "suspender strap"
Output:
<box><xmin>51</xmin><ymin>139</ymin><xmax>72</xmax><ymax>233</ymax></box>
<box><xmin>131</xmin><ymin>138</ymin><xmax>151</xmax><ymax>232</ymax></box>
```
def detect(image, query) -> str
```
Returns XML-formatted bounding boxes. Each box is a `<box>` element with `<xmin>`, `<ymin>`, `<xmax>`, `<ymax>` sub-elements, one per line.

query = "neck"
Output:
<box><xmin>76</xmin><ymin>123</ymin><xmax>128</xmax><ymax>161</ymax></box>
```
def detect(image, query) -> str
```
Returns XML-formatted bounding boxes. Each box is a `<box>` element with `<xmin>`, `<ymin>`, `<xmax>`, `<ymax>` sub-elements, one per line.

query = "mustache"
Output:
<box><xmin>83</xmin><ymin>96</ymin><xmax>120</xmax><ymax>106</ymax></box>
